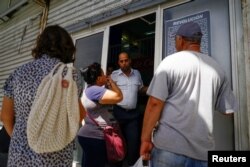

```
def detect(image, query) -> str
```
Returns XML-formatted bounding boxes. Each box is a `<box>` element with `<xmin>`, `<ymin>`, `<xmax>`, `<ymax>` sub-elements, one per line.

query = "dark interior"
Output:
<box><xmin>108</xmin><ymin>13</ymin><xmax>156</xmax><ymax>85</ymax></box>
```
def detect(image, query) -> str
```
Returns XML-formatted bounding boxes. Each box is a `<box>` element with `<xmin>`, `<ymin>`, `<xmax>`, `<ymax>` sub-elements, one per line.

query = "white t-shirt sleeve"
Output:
<box><xmin>215</xmin><ymin>77</ymin><xmax>238</xmax><ymax>114</ymax></box>
<box><xmin>147</xmin><ymin>61</ymin><xmax>170</xmax><ymax>102</ymax></box>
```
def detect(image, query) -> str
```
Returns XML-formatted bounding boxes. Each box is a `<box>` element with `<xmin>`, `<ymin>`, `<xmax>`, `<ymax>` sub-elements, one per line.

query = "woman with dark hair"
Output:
<box><xmin>78</xmin><ymin>62</ymin><xmax>123</xmax><ymax>167</ymax></box>
<box><xmin>1</xmin><ymin>25</ymin><xmax>85</xmax><ymax>167</ymax></box>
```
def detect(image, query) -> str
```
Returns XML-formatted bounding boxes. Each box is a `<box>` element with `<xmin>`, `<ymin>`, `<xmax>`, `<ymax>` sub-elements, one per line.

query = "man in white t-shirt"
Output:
<box><xmin>140</xmin><ymin>22</ymin><xmax>237</xmax><ymax>167</ymax></box>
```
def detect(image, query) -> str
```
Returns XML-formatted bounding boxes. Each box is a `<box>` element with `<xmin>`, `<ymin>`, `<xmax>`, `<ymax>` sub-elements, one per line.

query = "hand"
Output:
<box><xmin>105</xmin><ymin>77</ymin><xmax>112</xmax><ymax>88</ymax></box>
<box><xmin>107</xmin><ymin>76</ymin><xmax>114</xmax><ymax>83</ymax></box>
<box><xmin>140</xmin><ymin>141</ymin><xmax>154</xmax><ymax>160</ymax></box>
<box><xmin>106</xmin><ymin>77</ymin><xmax>116</xmax><ymax>88</ymax></box>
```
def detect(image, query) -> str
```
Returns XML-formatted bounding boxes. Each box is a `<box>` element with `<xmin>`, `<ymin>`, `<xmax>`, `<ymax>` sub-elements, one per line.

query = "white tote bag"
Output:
<box><xmin>133</xmin><ymin>156</ymin><xmax>151</xmax><ymax>167</ymax></box>
<box><xmin>27</xmin><ymin>63</ymin><xmax>80</xmax><ymax>153</ymax></box>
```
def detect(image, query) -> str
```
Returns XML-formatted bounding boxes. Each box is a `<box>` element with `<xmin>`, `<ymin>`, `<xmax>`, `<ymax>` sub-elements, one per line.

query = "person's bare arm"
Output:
<box><xmin>1</xmin><ymin>96</ymin><xmax>15</xmax><ymax>137</ymax></box>
<box><xmin>99</xmin><ymin>78</ymin><xmax>123</xmax><ymax>104</ymax></box>
<box><xmin>139</xmin><ymin>86</ymin><xmax>148</xmax><ymax>94</ymax></box>
<box><xmin>140</xmin><ymin>96</ymin><xmax>165</xmax><ymax>160</ymax></box>
<box><xmin>78</xmin><ymin>99</ymin><xmax>86</xmax><ymax>123</ymax></box>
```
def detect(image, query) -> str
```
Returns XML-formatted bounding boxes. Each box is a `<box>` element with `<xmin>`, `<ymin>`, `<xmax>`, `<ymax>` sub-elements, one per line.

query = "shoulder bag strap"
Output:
<box><xmin>86</xmin><ymin>112</ymin><xmax>100</xmax><ymax>127</ymax></box>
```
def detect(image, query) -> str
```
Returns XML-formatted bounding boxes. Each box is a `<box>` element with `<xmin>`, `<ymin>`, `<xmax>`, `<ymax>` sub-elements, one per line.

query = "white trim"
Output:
<box><xmin>154</xmin><ymin>5</ymin><xmax>163</xmax><ymax>72</ymax></box>
<box><xmin>229</xmin><ymin>0</ymin><xmax>248</xmax><ymax>150</ymax></box>
<box><xmin>101</xmin><ymin>27</ymin><xmax>110</xmax><ymax>73</ymax></box>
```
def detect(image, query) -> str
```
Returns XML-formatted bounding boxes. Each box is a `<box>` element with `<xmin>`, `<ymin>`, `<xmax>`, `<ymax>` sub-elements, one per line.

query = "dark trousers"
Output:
<box><xmin>112</xmin><ymin>106</ymin><xmax>141</xmax><ymax>166</ymax></box>
<box><xmin>0</xmin><ymin>153</ymin><xmax>8</xmax><ymax>167</ymax></box>
<box><xmin>78</xmin><ymin>136</ymin><xmax>107</xmax><ymax>167</ymax></box>
<box><xmin>0</xmin><ymin>127</ymin><xmax>10</xmax><ymax>167</ymax></box>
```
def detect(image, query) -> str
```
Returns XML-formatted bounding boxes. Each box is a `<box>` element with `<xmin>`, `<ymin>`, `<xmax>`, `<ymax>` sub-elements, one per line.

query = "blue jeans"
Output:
<box><xmin>151</xmin><ymin>148</ymin><xmax>208</xmax><ymax>167</ymax></box>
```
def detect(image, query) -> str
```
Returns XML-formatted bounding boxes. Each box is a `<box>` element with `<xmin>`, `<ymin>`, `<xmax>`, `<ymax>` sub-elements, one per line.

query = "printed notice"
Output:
<box><xmin>164</xmin><ymin>11</ymin><xmax>211</xmax><ymax>57</ymax></box>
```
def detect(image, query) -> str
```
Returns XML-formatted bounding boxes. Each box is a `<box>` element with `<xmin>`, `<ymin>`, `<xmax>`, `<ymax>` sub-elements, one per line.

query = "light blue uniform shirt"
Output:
<box><xmin>111</xmin><ymin>68</ymin><xmax>144</xmax><ymax>109</ymax></box>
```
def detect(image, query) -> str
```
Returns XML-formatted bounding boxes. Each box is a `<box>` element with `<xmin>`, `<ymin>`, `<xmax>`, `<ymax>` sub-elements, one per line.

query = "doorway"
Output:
<box><xmin>107</xmin><ymin>13</ymin><xmax>156</xmax><ymax>115</ymax></box>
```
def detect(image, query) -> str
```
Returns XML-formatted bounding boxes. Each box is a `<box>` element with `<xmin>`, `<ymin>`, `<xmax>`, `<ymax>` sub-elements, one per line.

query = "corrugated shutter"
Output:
<box><xmin>0</xmin><ymin>1</ymin><xmax>42</xmax><ymax>107</ymax></box>
<box><xmin>63</xmin><ymin>0</ymin><xmax>167</xmax><ymax>32</ymax></box>
<box><xmin>48</xmin><ymin>0</ymin><xmax>132</xmax><ymax>27</ymax></box>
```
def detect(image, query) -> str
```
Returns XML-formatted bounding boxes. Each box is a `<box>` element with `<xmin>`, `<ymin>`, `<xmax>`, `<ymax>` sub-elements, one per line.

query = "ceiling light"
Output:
<box><xmin>145</xmin><ymin>31</ymin><xmax>155</xmax><ymax>35</ymax></box>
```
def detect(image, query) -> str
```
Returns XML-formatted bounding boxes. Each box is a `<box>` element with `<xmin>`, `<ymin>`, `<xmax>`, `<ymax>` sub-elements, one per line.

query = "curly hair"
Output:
<box><xmin>81</xmin><ymin>62</ymin><xmax>102</xmax><ymax>85</ymax></box>
<box><xmin>32</xmin><ymin>25</ymin><xmax>76</xmax><ymax>63</ymax></box>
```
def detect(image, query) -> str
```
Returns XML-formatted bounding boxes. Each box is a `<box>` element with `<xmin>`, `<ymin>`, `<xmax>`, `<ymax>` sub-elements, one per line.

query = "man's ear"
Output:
<box><xmin>180</xmin><ymin>37</ymin><xmax>185</xmax><ymax>48</ymax></box>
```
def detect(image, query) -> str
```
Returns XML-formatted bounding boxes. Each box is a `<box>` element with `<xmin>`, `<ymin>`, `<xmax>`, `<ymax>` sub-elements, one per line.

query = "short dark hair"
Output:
<box><xmin>81</xmin><ymin>62</ymin><xmax>102</xmax><ymax>85</ymax></box>
<box><xmin>32</xmin><ymin>25</ymin><xmax>76</xmax><ymax>63</ymax></box>
<box><xmin>119</xmin><ymin>52</ymin><xmax>130</xmax><ymax>59</ymax></box>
